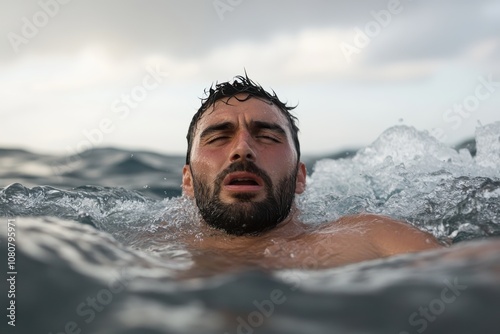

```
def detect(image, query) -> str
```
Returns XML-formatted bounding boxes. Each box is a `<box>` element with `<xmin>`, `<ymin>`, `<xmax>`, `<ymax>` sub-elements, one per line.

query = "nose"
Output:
<box><xmin>230</xmin><ymin>131</ymin><xmax>256</xmax><ymax>163</ymax></box>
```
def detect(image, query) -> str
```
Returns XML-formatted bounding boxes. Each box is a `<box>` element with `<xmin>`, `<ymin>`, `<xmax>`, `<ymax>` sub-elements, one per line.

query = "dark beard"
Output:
<box><xmin>191</xmin><ymin>161</ymin><xmax>298</xmax><ymax>236</ymax></box>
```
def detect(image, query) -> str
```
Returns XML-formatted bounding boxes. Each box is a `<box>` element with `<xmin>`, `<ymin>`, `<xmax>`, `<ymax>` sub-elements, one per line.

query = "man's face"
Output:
<box><xmin>182</xmin><ymin>95</ymin><xmax>306</xmax><ymax>235</ymax></box>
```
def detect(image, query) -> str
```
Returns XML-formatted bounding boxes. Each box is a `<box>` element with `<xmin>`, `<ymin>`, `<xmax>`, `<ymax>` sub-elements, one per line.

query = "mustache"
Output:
<box><xmin>215</xmin><ymin>161</ymin><xmax>273</xmax><ymax>189</ymax></box>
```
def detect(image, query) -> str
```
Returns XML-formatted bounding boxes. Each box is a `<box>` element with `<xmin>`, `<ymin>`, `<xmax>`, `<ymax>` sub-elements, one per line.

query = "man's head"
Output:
<box><xmin>182</xmin><ymin>75</ymin><xmax>306</xmax><ymax>235</ymax></box>
<box><xmin>186</xmin><ymin>75</ymin><xmax>301</xmax><ymax>165</ymax></box>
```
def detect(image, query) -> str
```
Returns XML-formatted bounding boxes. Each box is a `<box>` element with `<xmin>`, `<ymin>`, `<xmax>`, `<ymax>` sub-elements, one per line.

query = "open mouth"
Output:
<box><xmin>223</xmin><ymin>172</ymin><xmax>264</xmax><ymax>192</ymax></box>
<box><xmin>229</xmin><ymin>178</ymin><xmax>259</xmax><ymax>186</ymax></box>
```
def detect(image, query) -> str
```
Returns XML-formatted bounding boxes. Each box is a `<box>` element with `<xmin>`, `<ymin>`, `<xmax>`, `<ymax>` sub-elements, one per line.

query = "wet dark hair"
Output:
<box><xmin>186</xmin><ymin>74</ymin><xmax>300</xmax><ymax>164</ymax></box>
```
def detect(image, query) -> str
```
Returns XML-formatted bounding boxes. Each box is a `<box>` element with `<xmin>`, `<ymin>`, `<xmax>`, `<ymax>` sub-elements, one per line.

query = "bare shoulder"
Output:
<box><xmin>325</xmin><ymin>213</ymin><xmax>445</xmax><ymax>257</ymax></box>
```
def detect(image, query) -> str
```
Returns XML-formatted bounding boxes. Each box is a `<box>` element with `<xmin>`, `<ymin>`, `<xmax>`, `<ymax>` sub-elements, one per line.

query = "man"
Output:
<box><xmin>181</xmin><ymin>74</ymin><xmax>443</xmax><ymax>271</ymax></box>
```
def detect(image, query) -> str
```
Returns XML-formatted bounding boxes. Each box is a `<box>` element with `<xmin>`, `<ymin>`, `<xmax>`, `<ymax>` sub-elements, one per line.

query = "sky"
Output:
<box><xmin>1</xmin><ymin>0</ymin><xmax>499</xmax><ymax>157</ymax></box>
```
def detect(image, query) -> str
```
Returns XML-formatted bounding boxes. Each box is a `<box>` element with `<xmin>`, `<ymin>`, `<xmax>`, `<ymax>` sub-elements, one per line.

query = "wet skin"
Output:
<box><xmin>181</xmin><ymin>95</ymin><xmax>444</xmax><ymax>274</ymax></box>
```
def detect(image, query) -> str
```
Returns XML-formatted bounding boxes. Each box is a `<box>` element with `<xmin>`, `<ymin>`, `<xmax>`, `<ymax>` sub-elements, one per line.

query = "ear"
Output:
<box><xmin>182</xmin><ymin>165</ymin><xmax>195</xmax><ymax>197</ymax></box>
<box><xmin>295</xmin><ymin>162</ymin><xmax>307</xmax><ymax>194</ymax></box>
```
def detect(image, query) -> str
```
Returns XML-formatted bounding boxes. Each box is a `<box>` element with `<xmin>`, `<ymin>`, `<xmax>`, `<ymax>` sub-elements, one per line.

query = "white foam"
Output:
<box><xmin>298</xmin><ymin>123</ymin><xmax>500</xmax><ymax>240</ymax></box>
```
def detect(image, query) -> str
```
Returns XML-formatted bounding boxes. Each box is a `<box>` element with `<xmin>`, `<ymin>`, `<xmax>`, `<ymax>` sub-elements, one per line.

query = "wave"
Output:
<box><xmin>1</xmin><ymin>123</ymin><xmax>500</xmax><ymax>333</ymax></box>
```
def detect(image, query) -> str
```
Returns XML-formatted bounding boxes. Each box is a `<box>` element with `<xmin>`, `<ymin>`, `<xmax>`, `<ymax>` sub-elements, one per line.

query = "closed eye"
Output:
<box><xmin>251</xmin><ymin>121</ymin><xmax>286</xmax><ymax>144</ymax></box>
<box><xmin>257</xmin><ymin>135</ymin><xmax>280</xmax><ymax>143</ymax></box>
<box><xmin>207</xmin><ymin>136</ymin><xmax>230</xmax><ymax>144</ymax></box>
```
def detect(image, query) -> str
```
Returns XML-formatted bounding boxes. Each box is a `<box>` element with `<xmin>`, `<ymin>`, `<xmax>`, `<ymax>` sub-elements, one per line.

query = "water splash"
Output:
<box><xmin>298</xmin><ymin>123</ymin><xmax>500</xmax><ymax>243</ymax></box>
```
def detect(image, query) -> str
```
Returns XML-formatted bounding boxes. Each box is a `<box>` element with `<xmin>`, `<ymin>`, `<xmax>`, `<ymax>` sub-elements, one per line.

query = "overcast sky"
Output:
<box><xmin>1</xmin><ymin>0</ymin><xmax>499</xmax><ymax>156</ymax></box>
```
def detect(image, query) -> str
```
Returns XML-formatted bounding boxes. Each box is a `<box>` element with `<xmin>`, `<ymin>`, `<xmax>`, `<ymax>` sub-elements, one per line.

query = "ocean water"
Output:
<box><xmin>1</xmin><ymin>123</ymin><xmax>500</xmax><ymax>334</ymax></box>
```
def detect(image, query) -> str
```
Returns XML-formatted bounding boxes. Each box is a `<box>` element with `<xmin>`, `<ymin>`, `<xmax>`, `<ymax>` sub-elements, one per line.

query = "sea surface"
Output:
<box><xmin>1</xmin><ymin>123</ymin><xmax>500</xmax><ymax>334</ymax></box>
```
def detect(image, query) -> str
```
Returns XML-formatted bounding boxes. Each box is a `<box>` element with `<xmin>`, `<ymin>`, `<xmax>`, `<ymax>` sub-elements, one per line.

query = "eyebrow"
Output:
<box><xmin>199</xmin><ymin>120</ymin><xmax>287</xmax><ymax>140</ymax></box>
<box><xmin>250</xmin><ymin>121</ymin><xmax>287</xmax><ymax>136</ymax></box>
<box><xmin>199</xmin><ymin>121</ymin><xmax>235</xmax><ymax>140</ymax></box>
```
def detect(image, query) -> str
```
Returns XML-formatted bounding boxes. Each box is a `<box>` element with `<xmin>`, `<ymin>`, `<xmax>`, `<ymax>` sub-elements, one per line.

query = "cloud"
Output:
<box><xmin>363</xmin><ymin>0</ymin><xmax>500</xmax><ymax>65</ymax></box>
<box><xmin>1</xmin><ymin>0</ymin><xmax>498</xmax><ymax>155</ymax></box>
<box><xmin>141</xmin><ymin>26</ymin><xmax>446</xmax><ymax>84</ymax></box>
